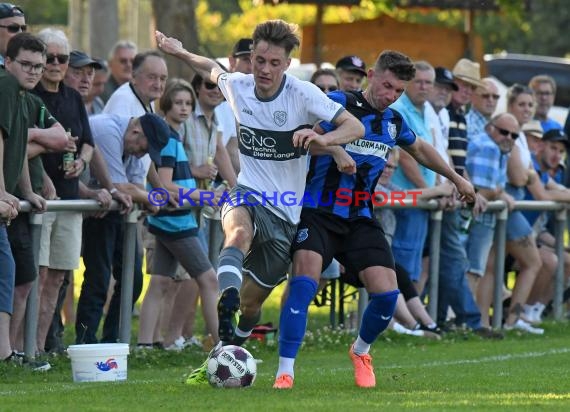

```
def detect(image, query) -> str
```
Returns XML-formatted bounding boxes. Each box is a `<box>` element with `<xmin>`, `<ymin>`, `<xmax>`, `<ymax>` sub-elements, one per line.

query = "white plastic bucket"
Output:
<box><xmin>67</xmin><ymin>343</ymin><xmax>130</xmax><ymax>382</ymax></box>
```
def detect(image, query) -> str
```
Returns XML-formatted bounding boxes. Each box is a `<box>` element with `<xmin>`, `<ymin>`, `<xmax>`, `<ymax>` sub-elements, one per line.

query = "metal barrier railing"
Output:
<box><xmin>16</xmin><ymin>198</ymin><xmax>568</xmax><ymax>358</ymax></box>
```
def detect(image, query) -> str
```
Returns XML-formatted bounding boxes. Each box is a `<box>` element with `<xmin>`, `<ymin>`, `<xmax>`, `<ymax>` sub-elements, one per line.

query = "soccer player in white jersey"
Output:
<box><xmin>156</xmin><ymin>20</ymin><xmax>364</xmax><ymax>384</ymax></box>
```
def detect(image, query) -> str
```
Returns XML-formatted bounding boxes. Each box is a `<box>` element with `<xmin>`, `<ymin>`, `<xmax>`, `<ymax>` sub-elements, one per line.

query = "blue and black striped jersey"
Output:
<box><xmin>304</xmin><ymin>90</ymin><xmax>416</xmax><ymax>219</ymax></box>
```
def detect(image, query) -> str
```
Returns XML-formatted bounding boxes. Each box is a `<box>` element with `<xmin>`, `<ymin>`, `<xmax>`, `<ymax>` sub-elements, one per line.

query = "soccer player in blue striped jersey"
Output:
<box><xmin>275</xmin><ymin>50</ymin><xmax>478</xmax><ymax>389</ymax></box>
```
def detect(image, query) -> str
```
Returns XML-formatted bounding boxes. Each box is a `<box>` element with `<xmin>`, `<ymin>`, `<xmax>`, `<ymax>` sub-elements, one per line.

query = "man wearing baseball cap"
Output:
<box><xmin>335</xmin><ymin>55</ymin><xmax>367</xmax><ymax>92</ymax></box>
<box><xmin>0</xmin><ymin>2</ymin><xmax>25</xmax><ymax>66</ymax></box>
<box><xmin>229</xmin><ymin>38</ymin><xmax>252</xmax><ymax>74</ymax></box>
<box><xmin>76</xmin><ymin>112</ymin><xmax>169</xmax><ymax>344</ymax></box>
<box><xmin>64</xmin><ymin>50</ymin><xmax>103</xmax><ymax>99</ymax></box>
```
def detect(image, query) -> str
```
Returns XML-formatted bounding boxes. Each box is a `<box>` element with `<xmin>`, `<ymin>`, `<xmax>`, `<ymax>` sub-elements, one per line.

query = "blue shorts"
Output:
<box><xmin>505</xmin><ymin>184</ymin><xmax>532</xmax><ymax>241</ymax></box>
<box><xmin>391</xmin><ymin>209</ymin><xmax>429</xmax><ymax>282</ymax></box>
<box><xmin>506</xmin><ymin>210</ymin><xmax>532</xmax><ymax>241</ymax></box>
<box><xmin>466</xmin><ymin>212</ymin><xmax>495</xmax><ymax>277</ymax></box>
<box><xmin>0</xmin><ymin>225</ymin><xmax>16</xmax><ymax>314</ymax></box>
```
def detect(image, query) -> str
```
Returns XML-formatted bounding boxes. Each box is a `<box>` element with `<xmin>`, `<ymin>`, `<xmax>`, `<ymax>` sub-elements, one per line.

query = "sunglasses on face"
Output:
<box><xmin>317</xmin><ymin>85</ymin><xmax>338</xmax><ymax>93</ymax></box>
<box><xmin>0</xmin><ymin>23</ymin><xmax>26</xmax><ymax>33</ymax></box>
<box><xmin>479</xmin><ymin>93</ymin><xmax>500</xmax><ymax>100</ymax></box>
<box><xmin>46</xmin><ymin>54</ymin><xmax>69</xmax><ymax>65</ymax></box>
<box><xmin>494</xmin><ymin>125</ymin><xmax>519</xmax><ymax>140</ymax></box>
<box><xmin>203</xmin><ymin>81</ymin><xmax>218</xmax><ymax>90</ymax></box>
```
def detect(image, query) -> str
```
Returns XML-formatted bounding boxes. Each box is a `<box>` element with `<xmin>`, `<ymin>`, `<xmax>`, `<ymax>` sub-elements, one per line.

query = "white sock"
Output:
<box><xmin>352</xmin><ymin>336</ymin><xmax>371</xmax><ymax>355</ymax></box>
<box><xmin>235</xmin><ymin>327</ymin><xmax>252</xmax><ymax>339</ymax></box>
<box><xmin>276</xmin><ymin>356</ymin><xmax>295</xmax><ymax>378</ymax></box>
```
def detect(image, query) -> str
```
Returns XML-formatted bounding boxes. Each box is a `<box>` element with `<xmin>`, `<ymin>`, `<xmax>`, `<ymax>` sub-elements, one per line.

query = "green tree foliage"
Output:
<box><xmin>196</xmin><ymin>0</ymin><xmax>383</xmax><ymax>58</ymax></box>
<box><xmin>476</xmin><ymin>0</ymin><xmax>570</xmax><ymax>56</ymax></box>
<box><xmin>17</xmin><ymin>0</ymin><xmax>69</xmax><ymax>24</ymax></box>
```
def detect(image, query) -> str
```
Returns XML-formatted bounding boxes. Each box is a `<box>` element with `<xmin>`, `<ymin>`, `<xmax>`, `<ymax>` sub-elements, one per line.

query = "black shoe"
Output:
<box><xmin>217</xmin><ymin>287</ymin><xmax>240</xmax><ymax>343</ymax></box>
<box><xmin>437</xmin><ymin>322</ymin><xmax>457</xmax><ymax>334</ymax></box>
<box><xmin>5</xmin><ymin>352</ymin><xmax>51</xmax><ymax>371</ymax></box>
<box><xmin>474</xmin><ymin>327</ymin><xmax>504</xmax><ymax>340</ymax></box>
<box><xmin>418</xmin><ymin>324</ymin><xmax>443</xmax><ymax>335</ymax></box>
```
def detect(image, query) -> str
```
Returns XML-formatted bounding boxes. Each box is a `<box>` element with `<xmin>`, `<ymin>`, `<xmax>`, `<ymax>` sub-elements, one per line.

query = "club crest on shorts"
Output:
<box><xmin>296</xmin><ymin>228</ymin><xmax>308</xmax><ymax>243</ymax></box>
<box><xmin>274</xmin><ymin>111</ymin><xmax>287</xmax><ymax>127</ymax></box>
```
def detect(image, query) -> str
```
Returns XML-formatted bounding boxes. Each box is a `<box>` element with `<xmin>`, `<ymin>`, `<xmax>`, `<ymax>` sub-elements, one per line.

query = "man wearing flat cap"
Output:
<box><xmin>63</xmin><ymin>50</ymin><xmax>102</xmax><ymax>100</ymax></box>
<box><xmin>335</xmin><ymin>55</ymin><xmax>367</xmax><ymax>92</ymax></box>
<box><xmin>0</xmin><ymin>2</ymin><xmax>25</xmax><ymax>66</ymax></box>
<box><xmin>76</xmin><ymin>112</ymin><xmax>169</xmax><ymax>344</ymax></box>
<box><xmin>430</xmin><ymin>58</ymin><xmax>498</xmax><ymax>337</ymax></box>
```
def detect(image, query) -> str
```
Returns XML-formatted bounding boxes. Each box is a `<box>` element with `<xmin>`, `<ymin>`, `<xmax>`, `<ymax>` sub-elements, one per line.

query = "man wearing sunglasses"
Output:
<box><xmin>464</xmin><ymin>113</ymin><xmax>518</xmax><ymax>316</ymax></box>
<box><xmin>0</xmin><ymin>2</ymin><xmax>25</xmax><ymax>67</ymax></box>
<box><xmin>466</xmin><ymin>78</ymin><xmax>501</xmax><ymax>140</ymax></box>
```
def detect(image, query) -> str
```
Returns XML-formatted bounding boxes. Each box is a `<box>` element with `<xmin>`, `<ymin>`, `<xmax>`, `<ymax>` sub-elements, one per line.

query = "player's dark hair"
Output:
<box><xmin>374</xmin><ymin>50</ymin><xmax>415</xmax><ymax>82</ymax></box>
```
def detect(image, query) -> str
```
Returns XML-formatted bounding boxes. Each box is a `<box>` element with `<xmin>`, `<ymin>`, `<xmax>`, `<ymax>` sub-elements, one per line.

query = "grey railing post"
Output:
<box><xmin>553</xmin><ymin>208</ymin><xmax>567</xmax><ymax>320</ymax></box>
<box><xmin>118</xmin><ymin>208</ymin><xmax>140</xmax><ymax>344</ymax></box>
<box><xmin>24</xmin><ymin>213</ymin><xmax>44</xmax><ymax>359</ymax></box>
<box><xmin>207</xmin><ymin>217</ymin><xmax>223</xmax><ymax>269</ymax></box>
<box><xmin>427</xmin><ymin>209</ymin><xmax>443</xmax><ymax>319</ymax></box>
<box><xmin>492</xmin><ymin>203</ymin><xmax>508</xmax><ymax>330</ymax></box>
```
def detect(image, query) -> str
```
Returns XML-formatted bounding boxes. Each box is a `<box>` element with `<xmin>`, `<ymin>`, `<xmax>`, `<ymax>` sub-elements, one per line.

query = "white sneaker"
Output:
<box><xmin>392</xmin><ymin>322</ymin><xmax>424</xmax><ymax>337</ymax></box>
<box><xmin>165</xmin><ymin>336</ymin><xmax>185</xmax><ymax>352</ymax></box>
<box><xmin>183</xmin><ymin>336</ymin><xmax>203</xmax><ymax>349</ymax></box>
<box><xmin>523</xmin><ymin>303</ymin><xmax>546</xmax><ymax>324</ymax></box>
<box><xmin>523</xmin><ymin>304</ymin><xmax>539</xmax><ymax>324</ymax></box>
<box><xmin>504</xmin><ymin>319</ymin><xmax>544</xmax><ymax>335</ymax></box>
<box><xmin>533</xmin><ymin>303</ymin><xmax>546</xmax><ymax>323</ymax></box>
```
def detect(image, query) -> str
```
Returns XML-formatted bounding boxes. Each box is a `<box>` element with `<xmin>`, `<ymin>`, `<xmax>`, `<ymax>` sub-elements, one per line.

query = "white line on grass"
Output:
<box><xmin>2</xmin><ymin>348</ymin><xmax>569</xmax><ymax>396</ymax></box>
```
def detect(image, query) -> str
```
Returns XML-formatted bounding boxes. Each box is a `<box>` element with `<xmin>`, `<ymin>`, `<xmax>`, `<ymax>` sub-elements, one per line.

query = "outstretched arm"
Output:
<box><xmin>402</xmin><ymin>138</ymin><xmax>476</xmax><ymax>203</ymax></box>
<box><xmin>293</xmin><ymin>111</ymin><xmax>364</xmax><ymax>149</ymax></box>
<box><xmin>155</xmin><ymin>31</ymin><xmax>224</xmax><ymax>84</ymax></box>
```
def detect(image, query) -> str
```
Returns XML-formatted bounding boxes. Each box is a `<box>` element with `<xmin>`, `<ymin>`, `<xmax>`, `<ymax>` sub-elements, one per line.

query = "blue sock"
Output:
<box><xmin>359</xmin><ymin>290</ymin><xmax>399</xmax><ymax>344</ymax></box>
<box><xmin>278</xmin><ymin>276</ymin><xmax>318</xmax><ymax>359</ymax></box>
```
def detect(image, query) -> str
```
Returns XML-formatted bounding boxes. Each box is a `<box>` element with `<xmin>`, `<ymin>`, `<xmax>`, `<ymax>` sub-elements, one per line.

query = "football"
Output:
<box><xmin>206</xmin><ymin>345</ymin><xmax>257</xmax><ymax>388</ymax></box>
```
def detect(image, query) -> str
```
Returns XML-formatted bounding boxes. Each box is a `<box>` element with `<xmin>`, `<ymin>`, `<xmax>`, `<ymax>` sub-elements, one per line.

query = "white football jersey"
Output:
<box><xmin>217</xmin><ymin>72</ymin><xmax>344</xmax><ymax>224</ymax></box>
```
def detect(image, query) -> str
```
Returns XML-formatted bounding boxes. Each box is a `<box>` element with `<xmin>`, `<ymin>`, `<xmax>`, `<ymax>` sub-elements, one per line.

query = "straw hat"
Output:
<box><xmin>452</xmin><ymin>58</ymin><xmax>485</xmax><ymax>88</ymax></box>
<box><xmin>522</xmin><ymin>120</ymin><xmax>543</xmax><ymax>139</ymax></box>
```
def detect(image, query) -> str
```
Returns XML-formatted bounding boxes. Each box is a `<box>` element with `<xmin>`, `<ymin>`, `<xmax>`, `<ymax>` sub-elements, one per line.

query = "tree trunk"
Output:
<box><xmin>89</xmin><ymin>0</ymin><xmax>119</xmax><ymax>59</ymax></box>
<box><xmin>151</xmin><ymin>0</ymin><xmax>199</xmax><ymax>80</ymax></box>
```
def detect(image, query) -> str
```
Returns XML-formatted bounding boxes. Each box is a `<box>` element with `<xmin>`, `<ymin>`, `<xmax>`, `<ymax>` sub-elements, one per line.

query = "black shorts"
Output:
<box><xmin>7</xmin><ymin>214</ymin><xmax>38</xmax><ymax>286</ymax></box>
<box><xmin>291</xmin><ymin>208</ymin><xmax>394</xmax><ymax>287</ymax></box>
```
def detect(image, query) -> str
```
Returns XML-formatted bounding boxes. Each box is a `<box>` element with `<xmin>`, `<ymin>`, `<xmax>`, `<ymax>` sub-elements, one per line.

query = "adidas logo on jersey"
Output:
<box><xmin>242</xmin><ymin>107</ymin><xmax>253</xmax><ymax>116</ymax></box>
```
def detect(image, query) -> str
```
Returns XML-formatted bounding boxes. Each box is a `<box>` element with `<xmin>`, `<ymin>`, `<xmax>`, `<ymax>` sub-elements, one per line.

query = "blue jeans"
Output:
<box><xmin>75</xmin><ymin>212</ymin><xmax>143</xmax><ymax>343</ymax></box>
<box><xmin>0</xmin><ymin>225</ymin><xmax>15</xmax><ymax>314</ymax></box>
<box><xmin>392</xmin><ymin>209</ymin><xmax>429</xmax><ymax>282</ymax></box>
<box><xmin>437</xmin><ymin>210</ymin><xmax>481</xmax><ymax>329</ymax></box>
